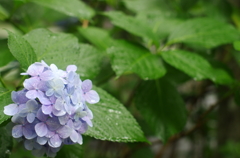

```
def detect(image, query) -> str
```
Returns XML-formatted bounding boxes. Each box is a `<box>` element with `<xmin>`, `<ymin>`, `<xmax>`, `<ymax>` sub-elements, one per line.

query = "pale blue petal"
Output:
<box><xmin>12</xmin><ymin>125</ymin><xmax>23</xmax><ymax>138</ymax></box>
<box><xmin>4</xmin><ymin>104</ymin><xmax>18</xmax><ymax>116</ymax></box>
<box><xmin>35</xmin><ymin>122</ymin><xmax>48</xmax><ymax>137</ymax></box>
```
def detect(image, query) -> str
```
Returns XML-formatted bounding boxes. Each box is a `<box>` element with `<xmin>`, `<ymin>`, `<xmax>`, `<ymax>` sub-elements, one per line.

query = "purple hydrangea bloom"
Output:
<box><xmin>4</xmin><ymin>61</ymin><xmax>100</xmax><ymax>157</ymax></box>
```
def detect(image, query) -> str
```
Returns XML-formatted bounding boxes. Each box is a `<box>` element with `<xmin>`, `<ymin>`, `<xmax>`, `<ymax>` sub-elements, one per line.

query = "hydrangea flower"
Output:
<box><xmin>4</xmin><ymin>61</ymin><xmax>100</xmax><ymax>157</ymax></box>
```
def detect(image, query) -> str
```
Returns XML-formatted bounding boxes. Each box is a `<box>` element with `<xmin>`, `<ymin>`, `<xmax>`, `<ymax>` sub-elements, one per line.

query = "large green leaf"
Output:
<box><xmin>167</xmin><ymin>18</ymin><xmax>239</xmax><ymax>48</ymax></box>
<box><xmin>55</xmin><ymin>144</ymin><xmax>83</xmax><ymax>158</ymax></box>
<box><xmin>107</xmin><ymin>40</ymin><xmax>166</xmax><ymax>80</ymax></box>
<box><xmin>7</xmin><ymin>31</ymin><xmax>37</xmax><ymax>70</ymax></box>
<box><xmin>29</xmin><ymin>0</ymin><xmax>95</xmax><ymax>20</ymax></box>
<box><xmin>161</xmin><ymin>50</ymin><xmax>233</xmax><ymax>85</ymax></box>
<box><xmin>77</xmin><ymin>44</ymin><xmax>103</xmax><ymax>79</ymax></box>
<box><xmin>103</xmin><ymin>11</ymin><xmax>158</xmax><ymax>41</ymax></box>
<box><xmin>23</xmin><ymin>29</ymin><xmax>102</xmax><ymax>79</ymax></box>
<box><xmin>0</xmin><ymin>40</ymin><xmax>15</xmax><ymax>67</ymax></box>
<box><xmin>78</xmin><ymin>27</ymin><xmax>114</xmax><ymax>50</ymax></box>
<box><xmin>85</xmin><ymin>87</ymin><xmax>147</xmax><ymax>142</ymax></box>
<box><xmin>135</xmin><ymin>79</ymin><xmax>187</xmax><ymax>142</ymax></box>
<box><xmin>0</xmin><ymin>88</ymin><xmax>12</xmax><ymax>125</ymax></box>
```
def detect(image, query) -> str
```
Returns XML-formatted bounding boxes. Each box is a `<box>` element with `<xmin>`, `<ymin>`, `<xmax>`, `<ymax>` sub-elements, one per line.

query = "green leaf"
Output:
<box><xmin>123</xmin><ymin>0</ymin><xmax>169</xmax><ymax>14</ymax></box>
<box><xmin>107</xmin><ymin>40</ymin><xmax>166</xmax><ymax>79</ymax></box>
<box><xmin>85</xmin><ymin>86</ymin><xmax>147</xmax><ymax>142</ymax></box>
<box><xmin>23</xmin><ymin>28</ymin><xmax>101</xmax><ymax>79</ymax></box>
<box><xmin>0</xmin><ymin>127</ymin><xmax>12</xmax><ymax>158</ymax></box>
<box><xmin>136</xmin><ymin>13</ymin><xmax>183</xmax><ymax>40</ymax></box>
<box><xmin>161</xmin><ymin>50</ymin><xmax>233</xmax><ymax>85</ymax></box>
<box><xmin>7</xmin><ymin>31</ymin><xmax>37</xmax><ymax>70</ymax></box>
<box><xmin>78</xmin><ymin>27</ymin><xmax>114</xmax><ymax>50</ymax></box>
<box><xmin>0</xmin><ymin>4</ymin><xmax>9</xmax><ymax>20</ymax></box>
<box><xmin>0</xmin><ymin>40</ymin><xmax>15</xmax><ymax>67</ymax></box>
<box><xmin>55</xmin><ymin>144</ymin><xmax>83</xmax><ymax>158</ymax></box>
<box><xmin>0</xmin><ymin>88</ymin><xmax>12</xmax><ymax>125</ymax></box>
<box><xmin>29</xmin><ymin>0</ymin><xmax>95</xmax><ymax>20</ymax></box>
<box><xmin>103</xmin><ymin>11</ymin><xmax>158</xmax><ymax>41</ymax></box>
<box><xmin>234</xmin><ymin>41</ymin><xmax>240</xmax><ymax>51</ymax></box>
<box><xmin>77</xmin><ymin>44</ymin><xmax>103</xmax><ymax>79</ymax></box>
<box><xmin>135</xmin><ymin>79</ymin><xmax>187</xmax><ymax>142</ymax></box>
<box><xmin>168</xmin><ymin>18</ymin><xmax>239</xmax><ymax>48</ymax></box>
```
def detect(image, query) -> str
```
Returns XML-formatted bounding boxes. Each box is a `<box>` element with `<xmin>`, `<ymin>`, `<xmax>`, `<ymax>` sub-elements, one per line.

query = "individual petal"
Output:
<box><xmin>49</xmin><ymin>134</ymin><xmax>62</xmax><ymax>148</ymax></box>
<box><xmin>42</xmin><ymin>105</ymin><xmax>53</xmax><ymax>115</ymax></box>
<box><xmin>26</xmin><ymin>100</ymin><xmax>39</xmax><ymax>111</ymax></box>
<box><xmin>50</xmin><ymin>64</ymin><xmax>58</xmax><ymax>72</ymax></box>
<box><xmin>27</xmin><ymin>63</ymin><xmax>44</xmax><ymax>76</ymax></box>
<box><xmin>57</xmin><ymin>126</ymin><xmax>71</xmax><ymax>139</ymax></box>
<box><xmin>84</xmin><ymin>90</ymin><xmax>100</xmax><ymax>104</ymax></box>
<box><xmin>40</xmin><ymin>70</ymin><xmax>54</xmax><ymax>81</ymax></box>
<box><xmin>54</xmin><ymin>98</ymin><xmax>64</xmax><ymax>110</ymax></box>
<box><xmin>35</xmin><ymin>122</ymin><xmax>48</xmax><ymax>137</ymax></box>
<box><xmin>41</xmin><ymin>60</ymin><xmax>49</xmax><ymax>68</ymax></box>
<box><xmin>11</xmin><ymin>114</ymin><xmax>25</xmax><ymax>124</ymax></box>
<box><xmin>26</xmin><ymin>90</ymin><xmax>38</xmax><ymax>99</ymax></box>
<box><xmin>54</xmin><ymin>79</ymin><xmax>65</xmax><ymax>90</ymax></box>
<box><xmin>82</xmin><ymin>116</ymin><xmax>93</xmax><ymax>127</ymax></box>
<box><xmin>58</xmin><ymin>115</ymin><xmax>69</xmax><ymax>125</ymax></box>
<box><xmin>52</xmin><ymin>108</ymin><xmax>66</xmax><ymax>116</ymax></box>
<box><xmin>77</xmin><ymin>134</ymin><xmax>83</xmax><ymax>145</ymax></box>
<box><xmin>71</xmin><ymin>92</ymin><xmax>78</xmax><ymax>105</ymax></box>
<box><xmin>73</xmin><ymin>120</ymin><xmax>82</xmax><ymax>129</ymax></box>
<box><xmin>82</xmin><ymin>79</ymin><xmax>92</xmax><ymax>93</ymax></box>
<box><xmin>37</xmin><ymin>136</ymin><xmax>48</xmax><ymax>145</ymax></box>
<box><xmin>12</xmin><ymin>125</ymin><xmax>23</xmax><ymax>138</ymax></box>
<box><xmin>64</xmin><ymin>102</ymin><xmax>72</xmax><ymax>115</ymax></box>
<box><xmin>77</xmin><ymin>122</ymin><xmax>88</xmax><ymax>134</ymax></box>
<box><xmin>57</xmin><ymin>70</ymin><xmax>67</xmax><ymax>78</ymax></box>
<box><xmin>18</xmin><ymin>108</ymin><xmax>29</xmax><ymax>117</ymax></box>
<box><xmin>23</xmin><ymin>78</ymin><xmax>40</xmax><ymax>90</ymax></box>
<box><xmin>46</xmin><ymin>89</ymin><xmax>54</xmax><ymax>97</ymax></box>
<box><xmin>46</xmin><ymin>117</ymin><xmax>61</xmax><ymax>131</ymax></box>
<box><xmin>45</xmin><ymin>131</ymin><xmax>55</xmax><ymax>138</ymax></box>
<box><xmin>4</xmin><ymin>104</ymin><xmax>18</xmax><ymax>116</ymax></box>
<box><xmin>38</xmin><ymin>93</ymin><xmax>51</xmax><ymax>105</ymax></box>
<box><xmin>24</xmin><ymin>139</ymin><xmax>34</xmax><ymax>150</ymax></box>
<box><xmin>66</xmin><ymin>65</ymin><xmax>77</xmax><ymax>72</ymax></box>
<box><xmin>11</xmin><ymin>91</ymin><xmax>18</xmax><ymax>103</ymax></box>
<box><xmin>17</xmin><ymin>90</ymin><xmax>29</xmax><ymax>104</ymax></box>
<box><xmin>27</xmin><ymin>113</ymin><xmax>36</xmax><ymax>123</ymax></box>
<box><xmin>36</xmin><ymin>108</ymin><xmax>48</xmax><ymax>122</ymax></box>
<box><xmin>70</xmin><ymin>130</ymin><xmax>79</xmax><ymax>143</ymax></box>
<box><xmin>23</xmin><ymin>125</ymin><xmax>37</xmax><ymax>139</ymax></box>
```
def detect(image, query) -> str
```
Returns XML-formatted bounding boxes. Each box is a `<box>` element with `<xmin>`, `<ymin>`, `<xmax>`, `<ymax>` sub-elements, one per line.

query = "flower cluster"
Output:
<box><xmin>4</xmin><ymin>61</ymin><xmax>99</xmax><ymax>157</ymax></box>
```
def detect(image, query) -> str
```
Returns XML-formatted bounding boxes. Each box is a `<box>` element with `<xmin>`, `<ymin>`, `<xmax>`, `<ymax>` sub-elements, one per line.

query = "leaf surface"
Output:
<box><xmin>161</xmin><ymin>50</ymin><xmax>233</xmax><ymax>85</ymax></box>
<box><xmin>85</xmin><ymin>87</ymin><xmax>147</xmax><ymax>142</ymax></box>
<box><xmin>7</xmin><ymin>31</ymin><xmax>37</xmax><ymax>70</ymax></box>
<box><xmin>168</xmin><ymin>18</ymin><xmax>239</xmax><ymax>48</ymax></box>
<box><xmin>107</xmin><ymin>41</ymin><xmax>166</xmax><ymax>79</ymax></box>
<box><xmin>29</xmin><ymin>0</ymin><xmax>95</xmax><ymax>19</ymax></box>
<box><xmin>135</xmin><ymin>79</ymin><xmax>187</xmax><ymax>142</ymax></box>
<box><xmin>24</xmin><ymin>29</ymin><xmax>101</xmax><ymax>79</ymax></box>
